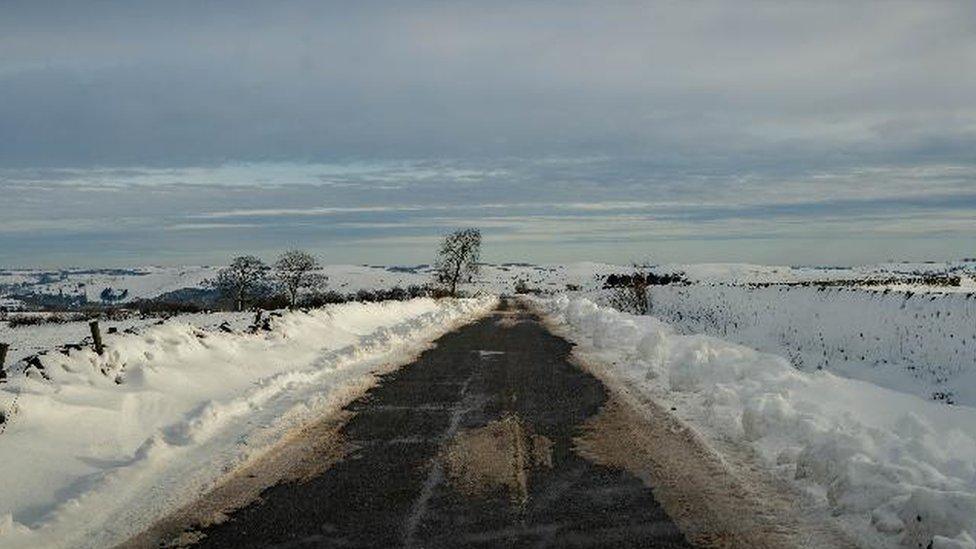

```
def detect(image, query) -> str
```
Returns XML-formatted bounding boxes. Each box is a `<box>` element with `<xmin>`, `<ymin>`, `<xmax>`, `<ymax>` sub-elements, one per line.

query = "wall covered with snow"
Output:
<box><xmin>0</xmin><ymin>296</ymin><xmax>496</xmax><ymax>549</ymax></box>
<box><xmin>645</xmin><ymin>285</ymin><xmax>976</xmax><ymax>405</ymax></box>
<box><xmin>534</xmin><ymin>295</ymin><xmax>976</xmax><ymax>549</ymax></box>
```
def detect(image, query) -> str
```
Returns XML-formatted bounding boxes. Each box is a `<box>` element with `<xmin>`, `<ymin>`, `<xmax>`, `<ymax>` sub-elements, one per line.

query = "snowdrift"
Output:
<box><xmin>534</xmin><ymin>295</ymin><xmax>976</xmax><ymax>549</ymax></box>
<box><xmin>647</xmin><ymin>284</ymin><xmax>976</xmax><ymax>405</ymax></box>
<box><xmin>0</xmin><ymin>296</ymin><xmax>496</xmax><ymax>548</ymax></box>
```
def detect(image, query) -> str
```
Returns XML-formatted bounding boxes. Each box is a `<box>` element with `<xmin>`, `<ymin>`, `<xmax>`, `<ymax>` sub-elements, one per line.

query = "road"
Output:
<box><xmin>185</xmin><ymin>300</ymin><xmax>691</xmax><ymax>548</ymax></box>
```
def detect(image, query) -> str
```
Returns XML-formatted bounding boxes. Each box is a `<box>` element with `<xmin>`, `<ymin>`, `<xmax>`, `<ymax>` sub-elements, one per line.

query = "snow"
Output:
<box><xmin>668</xmin><ymin>261</ymin><xmax>976</xmax><ymax>291</ymax></box>
<box><xmin>0</xmin><ymin>312</ymin><xmax>253</xmax><ymax>369</ymax></box>
<box><xmin>0</xmin><ymin>266</ymin><xmax>219</xmax><ymax>304</ymax></box>
<box><xmin>0</xmin><ymin>296</ymin><xmax>496</xmax><ymax>548</ymax></box>
<box><xmin>645</xmin><ymin>284</ymin><xmax>976</xmax><ymax>405</ymax></box>
<box><xmin>0</xmin><ymin>264</ymin><xmax>439</xmax><ymax>306</ymax></box>
<box><xmin>0</xmin><ymin>262</ymin><xmax>609</xmax><ymax>305</ymax></box>
<box><xmin>3</xmin><ymin>260</ymin><xmax>972</xmax><ymax>309</ymax></box>
<box><xmin>533</xmin><ymin>295</ymin><xmax>976</xmax><ymax>548</ymax></box>
<box><xmin>3</xmin><ymin>258</ymin><xmax>974</xmax><ymax>546</ymax></box>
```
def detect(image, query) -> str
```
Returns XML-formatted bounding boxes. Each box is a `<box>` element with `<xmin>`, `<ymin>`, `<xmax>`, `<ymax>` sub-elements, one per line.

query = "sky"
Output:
<box><xmin>1</xmin><ymin>0</ymin><xmax>974</xmax><ymax>268</ymax></box>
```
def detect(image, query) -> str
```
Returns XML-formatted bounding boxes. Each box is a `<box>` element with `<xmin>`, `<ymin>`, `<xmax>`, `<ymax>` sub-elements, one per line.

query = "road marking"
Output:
<box><xmin>476</xmin><ymin>350</ymin><xmax>506</xmax><ymax>357</ymax></box>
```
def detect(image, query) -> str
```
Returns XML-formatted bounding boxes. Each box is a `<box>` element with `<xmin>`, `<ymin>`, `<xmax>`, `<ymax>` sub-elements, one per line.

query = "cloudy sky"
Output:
<box><xmin>2</xmin><ymin>1</ymin><xmax>974</xmax><ymax>267</ymax></box>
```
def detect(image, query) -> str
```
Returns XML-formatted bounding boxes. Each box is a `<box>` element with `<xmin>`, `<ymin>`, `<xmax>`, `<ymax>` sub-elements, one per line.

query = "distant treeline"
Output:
<box><xmin>602</xmin><ymin>271</ymin><xmax>689</xmax><ymax>289</ymax></box>
<box><xmin>131</xmin><ymin>284</ymin><xmax>443</xmax><ymax>315</ymax></box>
<box><xmin>745</xmin><ymin>273</ymin><xmax>962</xmax><ymax>289</ymax></box>
<box><xmin>2</xmin><ymin>285</ymin><xmax>447</xmax><ymax>326</ymax></box>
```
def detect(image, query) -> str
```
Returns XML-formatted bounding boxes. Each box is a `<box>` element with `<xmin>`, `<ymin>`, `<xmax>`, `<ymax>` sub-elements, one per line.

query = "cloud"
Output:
<box><xmin>1</xmin><ymin>2</ymin><xmax>974</xmax><ymax>266</ymax></box>
<box><xmin>1</xmin><ymin>1</ymin><xmax>974</xmax><ymax>167</ymax></box>
<box><xmin>165</xmin><ymin>223</ymin><xmax>264</xmax><ymax>231</ymax></box>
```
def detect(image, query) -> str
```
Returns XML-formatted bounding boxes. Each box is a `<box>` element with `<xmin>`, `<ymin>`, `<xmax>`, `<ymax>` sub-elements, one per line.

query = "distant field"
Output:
<box><xmin>2</xmin><ymin>260</ymin><xmax>974</xmax><ymax>311</ymax></box>
<box><xmin>3</xmin><ymin>260</ymin><xmax>974</xmax><ymax>406</ymax></box>
<box><xmin>647</xmin><ymin>283</ymin><xmax>976</xmax><ymax>405</ymax></box>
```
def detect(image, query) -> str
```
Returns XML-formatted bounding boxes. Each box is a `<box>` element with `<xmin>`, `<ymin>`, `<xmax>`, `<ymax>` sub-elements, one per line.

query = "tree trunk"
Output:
<box><xmin>450</xmin><ymin>263</ymin><xmax>462</xmax><ymax>296</ymax></box>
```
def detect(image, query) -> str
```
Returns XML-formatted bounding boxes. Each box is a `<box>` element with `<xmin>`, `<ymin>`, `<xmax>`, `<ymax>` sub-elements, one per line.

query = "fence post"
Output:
<box><xmin>89</xmin><ymin>321</ymin><xmax>104</xmax><ymax>355</ymax></box>
<box><xmin>0</xmin><ymin>343</ymin><xmax>8</xmax><ymax>369</ymax></box>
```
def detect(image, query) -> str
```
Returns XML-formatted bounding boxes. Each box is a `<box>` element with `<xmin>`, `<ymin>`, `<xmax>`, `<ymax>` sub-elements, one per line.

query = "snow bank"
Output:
<box><xmin>534</xmin><ymin>295</ymin><xmax>976</xmax><ymax>548</ymax></box>
<box><xmin>0</xmin><ymin>311</ymin><xmax>255</xmax><ymax>370</ymax></box>
<box><xmin>647</xmin><ymin>284</ymin><xmax>976</xmax><ymax>405</ymax></box>
<box><xmin>0</xmin><ymin>296</ymin><xmax>496</xmax><ymax>548</ymax></box>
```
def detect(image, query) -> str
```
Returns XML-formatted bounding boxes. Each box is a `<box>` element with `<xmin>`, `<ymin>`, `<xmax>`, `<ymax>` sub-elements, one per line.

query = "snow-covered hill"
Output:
<box><xmin>2</xmin><ymin>260</ymin><xmax>973</xmax><ymax>311</ymax></box>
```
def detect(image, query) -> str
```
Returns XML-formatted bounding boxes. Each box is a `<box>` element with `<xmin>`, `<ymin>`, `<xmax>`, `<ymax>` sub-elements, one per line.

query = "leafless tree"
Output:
<box><xmin>209</xmin><ymin>255</ymin><xmax>270</xmax><ymax>311</ymax></box>
<box><xmin>435</xmin><ymin>228</ymin><xmax>481</xmax><ymax>297</ymax></box>
<box><xmin>274</xmin><ymin>250</ymin><xmax>327</xmax><ymax>309</ymax></box>
<box><xmin>606</xmin><ymin>264</ymin><xmax>651</xmax><ymax>315</ymax></box>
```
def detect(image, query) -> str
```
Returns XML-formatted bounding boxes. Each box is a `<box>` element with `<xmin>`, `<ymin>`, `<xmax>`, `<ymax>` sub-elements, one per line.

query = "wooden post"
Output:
<box><xmin>0</xmin><ymin>343</ymin><xmax>8</xmax><ymax>369</ymax></box>
<box><xmin>89</xmin><ymin>321</ymin><xmax>104</xmax><ymax>355</ymax></box>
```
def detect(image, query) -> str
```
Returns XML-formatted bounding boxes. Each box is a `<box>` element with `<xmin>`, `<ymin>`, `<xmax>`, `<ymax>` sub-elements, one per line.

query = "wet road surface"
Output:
<box><xmin>192</xmin><ymin>300</ymin><xmax>691</xmax><ymax>548</ymax></box>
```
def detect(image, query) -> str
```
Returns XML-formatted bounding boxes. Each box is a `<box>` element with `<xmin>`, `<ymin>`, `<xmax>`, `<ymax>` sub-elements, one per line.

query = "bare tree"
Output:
<box><xmin>274</xmin><ymin>250</ymin><xmax>327</xmax><ymax>309</ymax></box>
<box><xmin>435</xmin><ymin>228</ymin><xmax>482</xmax><ymax>297</ymax></box>
<box><xmin>209</xmin><ymin>255</ymin><xmax>270</xmax><ymax>311</ymax></box>
<box><xmin>606</xmin><ymin>264</ymin><xmax>651</xmax><ymax>315</ymax></box>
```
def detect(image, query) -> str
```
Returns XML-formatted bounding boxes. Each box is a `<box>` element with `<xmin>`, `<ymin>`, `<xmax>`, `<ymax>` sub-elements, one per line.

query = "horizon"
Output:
<box><xmin>2</xmin><ymin>1</ymin><xmax>975</xmax><ymax>267</ymax></box>
<box><xmin>3</xmin><ymin>256</ymin><xmax>975</xmax><ymax>272</ymax></box>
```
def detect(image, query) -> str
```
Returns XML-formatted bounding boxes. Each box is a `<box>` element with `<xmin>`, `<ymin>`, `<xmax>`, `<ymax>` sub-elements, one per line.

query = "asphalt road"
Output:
<box><xmin>192</xmin><ymin>300</ymin><xmax>691</xmax><ymax>548</ymax></box>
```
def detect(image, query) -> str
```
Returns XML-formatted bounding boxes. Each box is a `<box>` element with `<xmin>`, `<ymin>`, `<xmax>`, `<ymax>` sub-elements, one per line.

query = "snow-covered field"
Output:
<box><xmin>2</xmin><ymin>260</ymin><xmax>972</xmax><ymax>311</ymax></box>
<box><xmin>0</xmin><ymin>297</ymin><xmax>496</xmax><ymax>548</ymax></box>
<box><xmin>533</xmin><ymin>296</ymin><xmax>976</xmax><ymax>549</ymax></box>
<box><xmin>0</xmin><ymin>266</ymin><xmax>220</xmax><ymax>307</ymax></box>
<box><xmin>4</xmin><ymin>260</ymin><xmax>973</xmax><ymax>418</ymax></box>
<box><xmin>667</xmin><ymin>261</ymin><xmax>976</xmax><ymax>291</ymax></box>
<box><xmin>0</xmin><ymin>312</ymin><xmax>255</xmax><ymax>372</ymax></box>
<box><xmin>0</xmin><ymin>263</ymin><xmax>615</xmax><ymax>309</ymax></box>
<box><xmin>646</xmin><ymin>285</ymin><xmax>976</xmax><ymax>406</ymax></box>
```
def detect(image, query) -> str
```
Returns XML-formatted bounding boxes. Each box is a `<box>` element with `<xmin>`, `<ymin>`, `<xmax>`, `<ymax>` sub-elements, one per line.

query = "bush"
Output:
<box><xmin>7</xmin><ymin>312</ymin><xmax>89</xmax><ymax>328</ymax></box>
<box><xmin>87</xmin><ymin>307</ymin><xmax>132</xmax><ymax>321</ymax></box>
<box><xmin>603</xmin><ymin>271</ymin><xmax>688</xmax><ymax>289</ymax></box>
<box><xmin>303</xmin><ymin>290</ymin><xmax>348</xmax><ymax>307</ymax></box>
<box><xmin>606</xmin><ymin>267</ymin><xmax>652</xmax><ymax>315</ymax></box>
<box><xmin>428</xmin><ymin>286</ymin><xmax>457</xmax><ymax>299</ymax></box>
<box><xmin>134</xmin><ymin>300</ymin><xmax>206</xmax><ymax>315</ymax></box>
<box><xmin>405</xmin><ymin>285</ymin><xmax>434</xmax><ymax>299</ymax></box>
<box><xmin>300</xmin><ymin>285</ymin><xmax>434</xmax><ymax>307</ymax></box>
<box><xmin>252</xmin><ymin>293</ymin><xmax>291</xmax><ymax>311</ymax></box>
